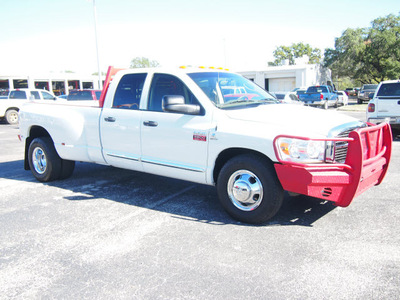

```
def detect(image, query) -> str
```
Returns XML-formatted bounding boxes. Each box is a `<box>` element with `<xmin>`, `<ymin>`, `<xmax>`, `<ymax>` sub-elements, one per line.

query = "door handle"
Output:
<box><xmin>143</xmin><ymin>120</ymin><xmax>158</xmax><ymax>127</ymax></box>
<box><xmin>104</xmin><ymin>116</ymin><xmax>116</xmax><ymax>122</ymax></box>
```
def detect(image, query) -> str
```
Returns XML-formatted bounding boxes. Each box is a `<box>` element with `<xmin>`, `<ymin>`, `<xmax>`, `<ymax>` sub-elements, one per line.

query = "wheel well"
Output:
<box><xmin>213</xmin><ymin>148</ymin><xmax>273</xmax><ymax>184</ymax></box>
<box><xmin>6</xmin><ymin>107</ymin><xmax>19</xmax><ymax>112</ymax></box>
<box><xmin>24</xmin><ymin>126</ymin><xmax>51</xmax><ymax>170</ymax></box>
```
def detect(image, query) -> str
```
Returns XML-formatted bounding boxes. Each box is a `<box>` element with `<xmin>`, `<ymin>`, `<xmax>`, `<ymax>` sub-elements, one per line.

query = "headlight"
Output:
<box><xmin>276</xmin><ymin>137</ymin><xmax>326</xmax><ymax>163</ymax></box>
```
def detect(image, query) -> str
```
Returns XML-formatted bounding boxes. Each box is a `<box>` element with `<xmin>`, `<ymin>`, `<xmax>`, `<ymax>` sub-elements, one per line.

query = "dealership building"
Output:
<box><xmin>0</xmin><ymin>63</ymin><xmax>331</xmax><ymax>96</ymax></box>
<box><xmin>0</xmin><ymin>72</ymin><xmax>104</xmax><ymax>96</ymax></box>
<box><xmin>239</xmin><ymin>63</ymin><xmax>332</xmax><ymax>92</ymax></box>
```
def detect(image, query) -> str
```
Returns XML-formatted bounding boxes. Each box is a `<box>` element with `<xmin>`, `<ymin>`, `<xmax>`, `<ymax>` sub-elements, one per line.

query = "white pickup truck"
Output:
<box><xmin>19</xmin><ymin>67</ymin><xmax>392</xmax><ymax>223</ymax></box>
<box><xmin>367</xmin><ymin>80</ymin><xmax>400</xmax><ymax>136</ymax></box>
<box><xmin>0</xmin><ymin>88</ymin><xmax>58</xmax><ymax>124</ymax></box>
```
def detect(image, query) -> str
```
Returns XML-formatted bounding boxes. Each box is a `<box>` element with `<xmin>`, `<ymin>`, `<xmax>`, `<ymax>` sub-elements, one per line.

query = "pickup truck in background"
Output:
<box><xmin>358</xmin><ymin>84</ymin><xmax>378</xmax><ymax>104</ymax></box>
<box><xmin>298</xmin><ymin>85</ymin><xmax>338</xmax><ymax>109</ymax></box>
<box><xmin>19</xmin><ymin>67</ymin><xmax>392</xmax><ymax>224</ymax></box>
<box><xmin>0</xmin><ymin>89</ymin><xmax>58</xmax><ymax>124</ymax></box>
<box><xmin>367</xmin><ymin>80</ymin><xmax>400</xmax><ymax>136</ymax></box>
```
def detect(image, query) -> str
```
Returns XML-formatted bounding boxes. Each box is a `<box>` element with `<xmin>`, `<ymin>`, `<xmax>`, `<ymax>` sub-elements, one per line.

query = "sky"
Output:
<box><xmin>0</xmin><ymin>0</ymin><xmax>399</xmax><ymax>75</ymax></box>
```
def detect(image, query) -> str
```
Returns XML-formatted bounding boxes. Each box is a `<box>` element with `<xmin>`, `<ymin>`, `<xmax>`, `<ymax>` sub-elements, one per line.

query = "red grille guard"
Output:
<box><xmin>274</xmin><ymin>122</ymin><xmax>392</xmax><ymax>207</ymax></box>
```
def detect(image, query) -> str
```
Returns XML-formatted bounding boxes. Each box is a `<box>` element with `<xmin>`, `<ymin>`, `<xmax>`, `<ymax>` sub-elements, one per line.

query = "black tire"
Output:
<box><xmin>217</xmin><ymin>154</ymin><xmax>284</xmax><ymax>224</ymax></box>
<box><xmin>59</xmin><ymin>160</ymin><xmax>75</xmax><ymax>180</ymax></box>
<box><xmin>28</xmin><ymin>137</ymin><xmax>62</xmax><ymax>182</ymax></box>
<box><xmin>357</xmin><ymin>98</ymin><xmax>362</xmax><ymax>104</ymax></box>
<box><xmin>5</xmin><ymin>109</ymin><xmax>19</xmax><ymax>125</ymax></box>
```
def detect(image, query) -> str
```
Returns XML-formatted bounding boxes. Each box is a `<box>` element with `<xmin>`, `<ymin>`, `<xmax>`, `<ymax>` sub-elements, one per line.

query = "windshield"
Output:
<box><xmin>188</xmin><ymin>72</ymin><xmax>277</xmax><ymax>108</ymax></box>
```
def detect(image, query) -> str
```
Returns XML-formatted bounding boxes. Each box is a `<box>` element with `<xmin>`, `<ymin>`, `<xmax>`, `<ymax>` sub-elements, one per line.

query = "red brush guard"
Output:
<box><xmin>274</xmin><ymin>122</ymin><xmax>392</xmax><ymax>207</ymax></box>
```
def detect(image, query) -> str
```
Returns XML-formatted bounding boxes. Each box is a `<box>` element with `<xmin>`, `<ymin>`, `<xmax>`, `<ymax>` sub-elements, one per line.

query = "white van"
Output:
<box><xmin>0</xmin><ymin>89</ymin><xmax>58</xmax><ymax>124</ymax></box>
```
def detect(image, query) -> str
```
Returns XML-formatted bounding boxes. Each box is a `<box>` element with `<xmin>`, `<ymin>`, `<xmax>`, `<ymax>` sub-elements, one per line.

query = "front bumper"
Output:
<box><xmin>274</xmin><ymin>122</ymin><xmax>392</xmax><ymax>207</ymax></box>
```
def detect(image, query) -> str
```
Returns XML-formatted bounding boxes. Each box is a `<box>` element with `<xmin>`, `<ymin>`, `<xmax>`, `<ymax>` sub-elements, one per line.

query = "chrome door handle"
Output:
<box><xmin>143</xmin><ymin>120</ymin><xmax>158</xmax><ymax>127</ymax></box>
<box><xmin>104</xmin><ymin>116</ymin><xmax>116</xmax><ymax>122</ymax></box>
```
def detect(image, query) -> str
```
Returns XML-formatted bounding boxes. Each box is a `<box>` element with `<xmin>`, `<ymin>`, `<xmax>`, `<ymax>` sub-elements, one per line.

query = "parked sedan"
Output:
<box><xmin>56</xmin><ymin>89</ymin><xmax>102</xmax><ymax>106</ymax></box>
<box><xmin>345</xmin><ymin>88</ymin><xmax>357</xmax><ymax>97</ymax></box>
<box><xmin>337</xmin><ymin>91</ymin><xmax>349</xmax><ymax>106</ymax></box>
<box><xmin>67</xmin><ymin>89</ymin><xmax>102</xmax><ymax>101</ymax></box>
<box><xmin>273</xmin><ymin>92</ymin><xmax>304</xmax><ymax>105</ymax></box>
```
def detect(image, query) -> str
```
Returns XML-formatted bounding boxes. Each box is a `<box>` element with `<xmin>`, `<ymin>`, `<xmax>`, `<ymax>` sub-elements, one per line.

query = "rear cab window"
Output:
<box><xmin>307</xmin><ymin>86</ymin><xmax>328</xmax><ymax>93</ymax></box>
<box><xmin>112</xmin><ymin>73</ymin><xmax>147</xmax><ymax>110</ymax></box>
<box><xmin>377</xmin><ymin>82</ymin><xmax>400</xmax><ymax>98</ymax></box>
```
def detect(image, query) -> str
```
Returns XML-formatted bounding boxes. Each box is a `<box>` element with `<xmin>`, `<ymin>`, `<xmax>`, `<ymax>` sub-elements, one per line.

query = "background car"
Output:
<box><xmin>67</xmin><ymin>89</ymin><xmax>102</xmax><ymax>101</ymax></box>
<box><xmin>337</xmin><ymin>91</ymin><xmax>349</xmax><ymax>106</ymax></box>
<box><xmin>56</xmin><ymin>89</ymin><xmax>102</xmax><ymax>106</ymax></box>
<box><xmin>272</xmin><ymin>91</ymin><xmax>304</xmax><ymax>105</ymax></box>
<box><xmin>345</xmin><ymin>88</ymin><xmax>357</xmax><ymax>96</ymax></box>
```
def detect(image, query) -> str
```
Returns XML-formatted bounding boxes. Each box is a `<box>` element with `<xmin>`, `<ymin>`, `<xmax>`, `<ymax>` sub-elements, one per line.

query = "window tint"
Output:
<box><xmin>41</xmin><ymin>91</ymin><xmax>54</xmax><ymax>100</ymax></box>
<box><xmin>113</xmin><ymin>73</ymin><xmax>146</xmax><ymax>109</ymax></box>
<box><xmin>95</xmin><ymin>91</ymin><xmax>101</xmax><ymax>100</ymax></box>
<box><xmin>377</xmin><ymin>83</ymin><xmax>400</xmax><ymax>97</ymax></box>
<box><xmin>31</xmin><ymin>91</ymin><xmax>41</xmax><ymax>99</ymax></box>
<box><xmin>9</xmin><ymin>90</ymin><xmax>27</xmax><ymax>99</ymax></box>
<box><xmin>148</xmin><ymin>74</ymin><xmax>200</xmax><ymax>112</ymax></box>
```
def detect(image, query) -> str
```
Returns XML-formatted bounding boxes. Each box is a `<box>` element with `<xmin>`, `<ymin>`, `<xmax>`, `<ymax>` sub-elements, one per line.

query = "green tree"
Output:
<box><xmin>323</xmin><ymin>13</ymin><xmax>400</xmax><ymax>84</ymax></box>
<box><xmin>130</xmin><ymin>57</ymin><xmax>160</xmax><ymax>68</ymax></box>
<box><xmin>270</xmin><ymin>42</ymin><xmax>322</xmax><ymax>66</ymax></box>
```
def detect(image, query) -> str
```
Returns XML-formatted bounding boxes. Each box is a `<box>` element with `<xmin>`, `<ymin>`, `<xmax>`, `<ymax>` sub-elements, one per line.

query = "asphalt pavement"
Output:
<box><xmin>0</xmin><ymin>108</ymin><xmax>399</xmax><ymax>299</ymax></box>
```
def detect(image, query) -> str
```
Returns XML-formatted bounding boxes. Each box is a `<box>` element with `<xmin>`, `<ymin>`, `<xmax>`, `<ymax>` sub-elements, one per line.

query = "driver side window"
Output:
<box><xmin>147</xmin><ymin>73</ymin><xmax>200</xmax><ymax>112</ymax></box>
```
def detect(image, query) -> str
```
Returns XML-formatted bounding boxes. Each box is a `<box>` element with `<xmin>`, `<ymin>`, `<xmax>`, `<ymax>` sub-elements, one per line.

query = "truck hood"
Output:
<box><xmin>222</xmin><ymin>104</ymin><xmax>362</xmax><ymax>137</ymax></box>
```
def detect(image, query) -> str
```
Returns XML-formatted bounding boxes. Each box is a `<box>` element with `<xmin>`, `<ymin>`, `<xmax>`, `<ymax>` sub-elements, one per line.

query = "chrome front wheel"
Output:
<box><xmin>217</xmin><ymin>154</ymin><xmax>284</xmax><ymax>224</ymax></box>
<box><xmin>227</xmin><ymin>170</ymin><xmax>263</xmax><ymax>211</ymax></box>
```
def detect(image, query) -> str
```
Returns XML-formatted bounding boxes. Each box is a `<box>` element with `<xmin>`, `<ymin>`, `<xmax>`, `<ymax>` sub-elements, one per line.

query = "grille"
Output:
<box><xmin>334</xmin><ymin>129</ymin><xmax>352</xmax><ymax>163</ymax></box>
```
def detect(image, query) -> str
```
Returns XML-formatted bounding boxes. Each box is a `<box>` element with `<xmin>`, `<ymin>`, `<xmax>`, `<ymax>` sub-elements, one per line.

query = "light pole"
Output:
<box><xmin>92</xmin><ymin>0</ymin><xmax>102</xmax><ymax>89</ymax></box>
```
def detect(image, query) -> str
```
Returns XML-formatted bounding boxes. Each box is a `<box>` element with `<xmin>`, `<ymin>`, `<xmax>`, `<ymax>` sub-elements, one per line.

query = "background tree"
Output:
<box><xmin>270</xmin><ymin>42</ymin><xmax>322</xmax><ymax>66</ymax></box>
<box><xmin>130</xmin><ymin>57</ymin><xmax>160</xmax><ymax>68</ymax></box>
<box><xmin>323</xmin><ymin>13</ymin><xmax>400</xmax><ymax>84</ymax></box>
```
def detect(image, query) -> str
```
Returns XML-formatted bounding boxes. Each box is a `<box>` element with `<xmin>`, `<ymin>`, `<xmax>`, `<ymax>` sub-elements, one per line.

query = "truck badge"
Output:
<box><xmin>193</xmin><ymin>132</ymin><xmax>207</xmax><ymax>142</ymax></box>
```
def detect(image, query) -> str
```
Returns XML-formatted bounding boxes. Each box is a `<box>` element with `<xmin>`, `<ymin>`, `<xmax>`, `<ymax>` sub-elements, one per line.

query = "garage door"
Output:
<box><xmin>269</xmin><ymin>77</ymin><xmax>296</xmax><ymax>92</ymax></box>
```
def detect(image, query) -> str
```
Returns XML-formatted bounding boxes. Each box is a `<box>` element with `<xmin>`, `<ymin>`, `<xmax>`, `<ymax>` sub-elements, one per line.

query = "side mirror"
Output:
<box><xmin>162</xmin><ymin>95</ymin><xmax>201</xmax><ymax>115</ymax></box>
